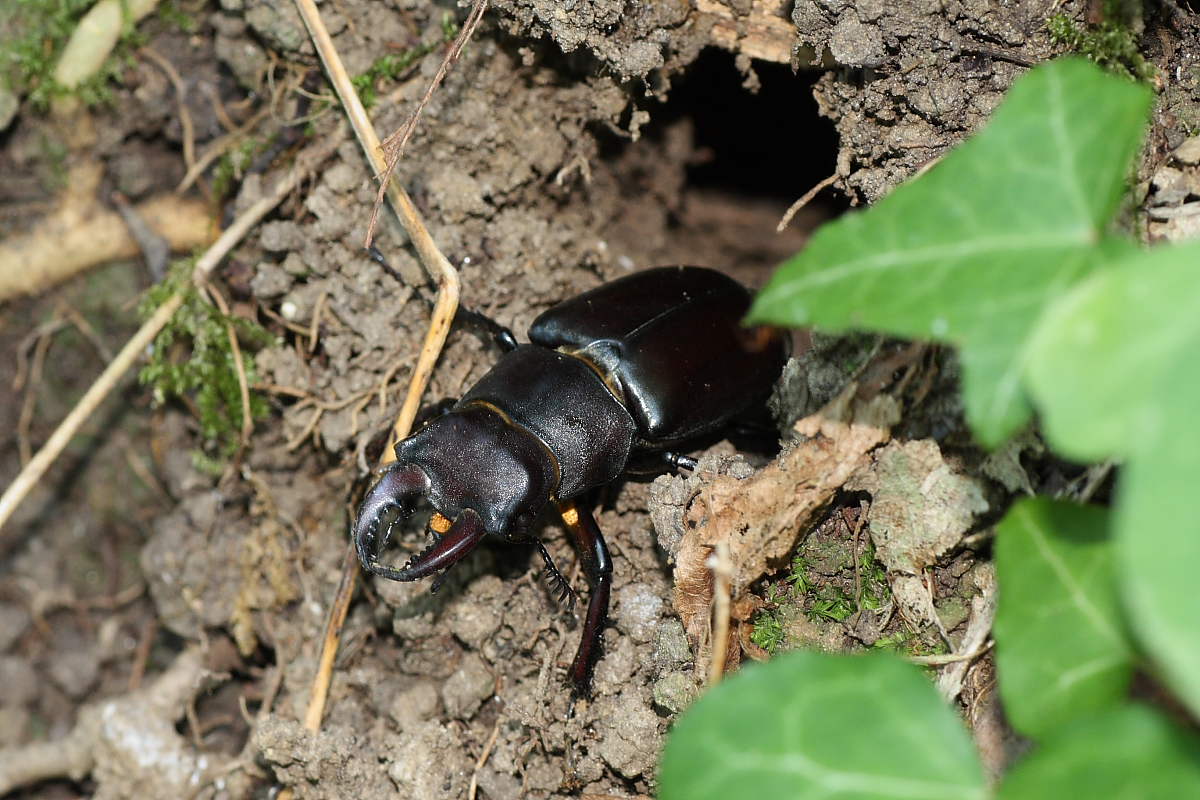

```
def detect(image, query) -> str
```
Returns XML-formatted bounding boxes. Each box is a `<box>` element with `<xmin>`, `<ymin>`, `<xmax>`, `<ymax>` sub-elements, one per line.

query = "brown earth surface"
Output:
<box><xmin>1</xmin><ymin>1</ymin><xmax>1196</xmax><ymax>798</ymax></box>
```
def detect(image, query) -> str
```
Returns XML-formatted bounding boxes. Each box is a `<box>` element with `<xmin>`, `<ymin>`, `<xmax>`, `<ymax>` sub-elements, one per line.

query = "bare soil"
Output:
<box><xmin>1</xmin><ymin>1</ymin><xmax>1196</xmax><ymax>798</ymax></box>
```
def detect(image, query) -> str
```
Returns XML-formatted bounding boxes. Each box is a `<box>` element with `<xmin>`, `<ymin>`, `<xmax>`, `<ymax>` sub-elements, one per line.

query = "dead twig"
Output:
<box><xmin>911</xmin><ymin>639</ymin><xmax>994</xmax><ymax>666</ymax></box>
<box><xmin>128</xmin><ymin>617</ymin><xmax>158</xmax><ymax>690</ymax></box>
<box><xmin>176</xmin><ymin>106</ymin><xmax>271</xmax><ymax>193</ymax></box>
<box><xmin>205</xmin><ymin>284</ymin><xmax>255</xmax><ymax>445</ymax></box>
<box><xmin>468</xmin><ymin>716</ymin><xmax>503</xmax><ymax>800</ymax></box>
<box><xmin>307</xmin><ymin>289</ymin><xmax>328</xmax><ymax>354</ymax></box>
<box><xmin>707</xmin><ymin>541</ymin><xmax>733</xmax><ymax>686</ymax></box>
<box><xmin>777</xmin><ymin>172</ymin><xmax>839</xmax><ymax>232</ymax></box>
<box><xmin>60</xmin><ymin>300</ymin><xmax>116</xmax><ymax>362</ymax></box>
<box><xmin>141</xmin><ymin>47</ymin><xmax>196</xmax><ymax>175</ymax></box>
<box><xmin>16</xmin><ymin>329</ymin><xmax>53</xmax><ymax>466</ymax></box>
<box><xmin>293</xmin><ymin>0</ymin><xmax>465</xmax><ymax>738</ymax></box>
<box><xmin>846</xmin><ymin>501</ymin><xmax>870</xmax><ymax>612</ymax></box>
<box><xmin>0</xmin><ymin>138</ymin><xmax>338</xmax><ymax>534</ymax></box>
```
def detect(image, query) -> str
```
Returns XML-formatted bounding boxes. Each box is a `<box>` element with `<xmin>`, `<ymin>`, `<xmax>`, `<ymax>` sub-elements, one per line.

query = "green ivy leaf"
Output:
<box><xmin>1025</xmin><ymin>241</ymin><xmax>1200</xmax><ymax>460</ymax></box>
<box><xmin>997</xmin><ymin>705</ymin><xmax>1200</xmax><ymax>798</ymax></box>
<box><xmin>993</xmin><ymin>499</ymin><xmax>1132</xmax><ymax>738</ymax></box>
<box><xmin>659</xmin><ymin>651</ymin><xmax>985</xmax><ymax>800</ymax></box>
<box><xmin>1025</xmin><ymin>242</ymin><xmax>1200</xmax><ymax>717</ymax></box>
<box><xmin>749</xmin><ymin>58</ymin><xmax>1151</xmax><ymax>446</ymax></box>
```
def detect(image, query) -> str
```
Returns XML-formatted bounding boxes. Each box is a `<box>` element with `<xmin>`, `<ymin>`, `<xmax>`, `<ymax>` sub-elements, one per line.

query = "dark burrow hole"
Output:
<box><xmin>598</xmin><ymin>48</ymin><xmax>845</xmax><ymax>279</ymax></box>
<box><xmin>657</xmin><ymin>48</ymin><xmax>845</xmax><ymax>213</ymax></box>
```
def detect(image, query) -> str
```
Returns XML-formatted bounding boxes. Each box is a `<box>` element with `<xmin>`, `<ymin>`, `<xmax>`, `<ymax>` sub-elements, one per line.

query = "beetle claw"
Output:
<box><xmin>354</xmin><ymin>463</ymin><xmax>432</xmax><ymax>578</ymax></box>
<box><xmin>353</xmin><ymin>459</ymin><xmax>488</xmax><ymax>584</ymax></box>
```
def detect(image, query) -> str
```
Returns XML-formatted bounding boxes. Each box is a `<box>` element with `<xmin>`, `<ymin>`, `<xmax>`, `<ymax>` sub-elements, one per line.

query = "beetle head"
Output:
<box><xmin>353</xmin><ymin>403</ymin><xmax>559</xmax><ymax>583</ymax></box>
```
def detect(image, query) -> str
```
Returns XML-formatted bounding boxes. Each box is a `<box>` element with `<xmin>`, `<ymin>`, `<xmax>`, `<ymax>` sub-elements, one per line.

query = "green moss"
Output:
<box><xmin>157</xmin><ymin>0</ymin><xmax>196</xmax><ymax>34</ymax></box>
<box><xmin>352</xmin><ymin>12</ymin><xmax>459</xmax><ymax>108</ymax></box>
<box><xmin>750</xmin><ymin>609</ymin><xmax>785</xmax><ymax>654</ymax></box>
<box><xmin>858</xmin><ymin>544</ymin><xmax>891</xmax><ymax>611</ymax></box>
<box><xmin>1</xmin><ymin>0</ymin><xmax>94</xmax><ymax>107</ymax></box>
<box><xmin>212</xmin><ymin>134</ymin><xmax>275</xmax><ymax>199</ymax></box>
<box><xmin>1047</xmin><ymin>11</ymin><xmax>1155</xmax><ymax>83</ymax></box>
<box><xmin>808</xmin><ymin>588</ymin><xmax>854</xmax><ymax>622</ymax></box>
<box><xmin>871</xmin><ymin>631</ymin><xmax>913</xmax><ymax>651</ymax></box>
<box><xmin>784</xmin><ymin>553</ymin><xmax>811</xmax><ymax>593</ymax></box>
<box><xmin>0</xmin><ymin>0</ymin><xmax>198</xmax><ymax>110</ymax></box>
<box><xmin>138</xmin><ymin>259</ymin><xmax>276</xmax><ymax>460</ymax></box>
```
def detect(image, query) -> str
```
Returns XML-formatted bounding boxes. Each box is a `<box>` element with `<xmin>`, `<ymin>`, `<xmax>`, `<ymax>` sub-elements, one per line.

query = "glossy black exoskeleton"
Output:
<box><xmin>353</xmin><ymin>266</ymin><xmax>787</xmax><ymax>691</ymax></box>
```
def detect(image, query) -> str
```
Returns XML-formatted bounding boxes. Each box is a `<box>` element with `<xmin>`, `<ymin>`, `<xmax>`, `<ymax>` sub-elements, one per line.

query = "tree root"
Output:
<box><xmin>0</xmin><ymin>162</ymin><xmax>213</xmax><ymax>302</ymax></box>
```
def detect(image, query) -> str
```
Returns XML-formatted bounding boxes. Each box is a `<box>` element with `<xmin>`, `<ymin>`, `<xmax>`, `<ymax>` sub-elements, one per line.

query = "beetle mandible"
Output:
<box><xmin>353</xmin><ymin>266</ymin><xmax>787</xmax><ymax>691</ymax></box>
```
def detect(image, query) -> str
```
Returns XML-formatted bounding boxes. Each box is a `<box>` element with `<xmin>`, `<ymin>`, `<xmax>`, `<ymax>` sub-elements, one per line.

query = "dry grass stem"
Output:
<box><xmin>177</xmin><ymin>106</ymin><xmax>271</xmax><ymax>193</ymax></box>
<box><xmin>468</xmin><ymin>716</ymin><xmax>503</xmax><ymax>800</ymax></box>
<box><xmin>292</xmin><ymin>0</ymin><xmax>464</xmax><ymax>736</ymax></box>
<box><xmin>141</xmin><ymin>47</ymin><xmax>196</xmax><ymax>173</ymax></box>
<box><xmin>364</xmin><ymin>0</ymin><xmax>490</xmax><ymax>250</ymax></box>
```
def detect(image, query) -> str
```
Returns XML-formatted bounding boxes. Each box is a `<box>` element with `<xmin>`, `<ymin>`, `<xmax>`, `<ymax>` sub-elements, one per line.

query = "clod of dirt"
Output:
<box><xmin>0</xmin><ymin>657</ymin><xmax>38</xmax><ymax>708</ymax></box>
<box><xmin>613</xmin><ymin>581</ymin><xmax>665</xmax><ymax>643</ymax></box>
<box><xmin>652</xmin><ymin>671</ymin><xmax>698</xmax><ymax>715</ymax></box>
<box><xmin>791</xmin><ymin>1</ymin><xmax>1060</xmax><ymax>202</ymax></box>
<box><xmin>1147</xmin><ymin>135</ymin><xmax>1200</xmax><ymax>243</ymax></box>
<box><xmin>651</xmin><ymin>618</ymin><xmax>693</xmax><ymax>673</ymax></box>
<box><xmin>46</xmin><ymin>638</ymin><xmax>101</xmax><ymax>699</ymax></box>
<box><xmin>244</xmin><ymin>2</ymin><xmax>312</xmax><ymax>55</ymax></box>
<box><xmin>591</xmin><ymin>687</ymin><xmax>662</xmax><ymax>779</ymax></box>
<box><xmin>491</xmin><ymin>0</ymin><xmax>696</xmax><ymax>82</ymax></box>
<box><xmin>387</xmin><ymin>681</ymin><xmax>441</xmax><ymax>732</ymax></box>
<box><xmin>0</xmin><ymin>648</ymin><xmax>224</xmax><ymax>798</ymax></box>
<box><xmin>444</xmin><ymin>574</ymin><xmax>508</xmax><ymax>648</ymax></box>
<box><xmin>441</xmin><ymin>651</ymin><xmax>494</xmax><ymax>719</ymax></box>
<box><xmin>593</xmin><ymin>633</ymin><xmax>638</xmax><ymax>693</ymax></box>
<box><xmin>255</xmin><ymin>716</ymin><xmax>402</xmax><ymax>799</ymax></box>
<box><xmin>846</xmin><ymin>439</ymin><xmax>989</xmax><ymax>576</ymax></box>
<box><xmin>0</xmin><ymin>604</ymin><xmax>30</xmax><ymax>652</ymax></box>
<box><xmin>980</xmin><ymin>428</ymin><xmax>1044</xmax><ymax>496</ymax></box>
<box><xmin>386</xmin><ymin>720</ymin><xmax>475</xmax><ymax>798</ymax></box>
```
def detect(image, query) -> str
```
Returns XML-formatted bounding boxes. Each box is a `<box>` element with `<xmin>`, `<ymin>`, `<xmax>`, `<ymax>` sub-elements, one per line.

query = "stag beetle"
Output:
<box><xmin>353</xmin><ymin>266</ymin><xmax>787</xmax><ymax>691</ymax></box>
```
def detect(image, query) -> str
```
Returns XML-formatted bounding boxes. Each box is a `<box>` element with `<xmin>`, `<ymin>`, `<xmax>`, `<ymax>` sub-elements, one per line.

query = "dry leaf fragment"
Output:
<box><xmin>658</xmin><ymin>383</ymin><xmax>899</xmax><ymax>647</ymax></box>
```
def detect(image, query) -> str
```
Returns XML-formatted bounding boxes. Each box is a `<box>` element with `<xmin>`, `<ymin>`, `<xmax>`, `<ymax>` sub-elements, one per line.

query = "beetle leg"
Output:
<box><xmin>666</xmin><ymin>451</ymin><xmax>698</xmax><ymax>472</ymax></box>
<box><xmin>535</xmin><ymin>540</ymin><xmax>577</xmax><ymax>609</ymax></box>
<box><xmin>454</xmin><ymin>306</ymin><xmax>519</xmax><ymax>353</ymax></box>
<box><xmin>557</xmin><ymin>499</ymin><xmax>612</xmax><ymax>694</ymax></box>
<box><xmin>624</xmin><ymin>450</ymin><xmax>697</xmax><ymax>475</ymax></box>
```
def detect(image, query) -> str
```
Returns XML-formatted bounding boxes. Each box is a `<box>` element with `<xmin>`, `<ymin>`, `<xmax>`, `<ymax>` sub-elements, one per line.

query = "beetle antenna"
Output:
<box><xmin>366</xmin><ymin>245</ymin><xmax>518</xmax><ymax>352</ymax></box>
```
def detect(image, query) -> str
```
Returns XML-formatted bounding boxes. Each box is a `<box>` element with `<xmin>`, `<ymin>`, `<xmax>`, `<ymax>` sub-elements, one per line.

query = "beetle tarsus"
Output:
<box><xmin>536</xmin><ymin>540</ymin><xmax>577</xmax><ymax>609</ymax></box>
